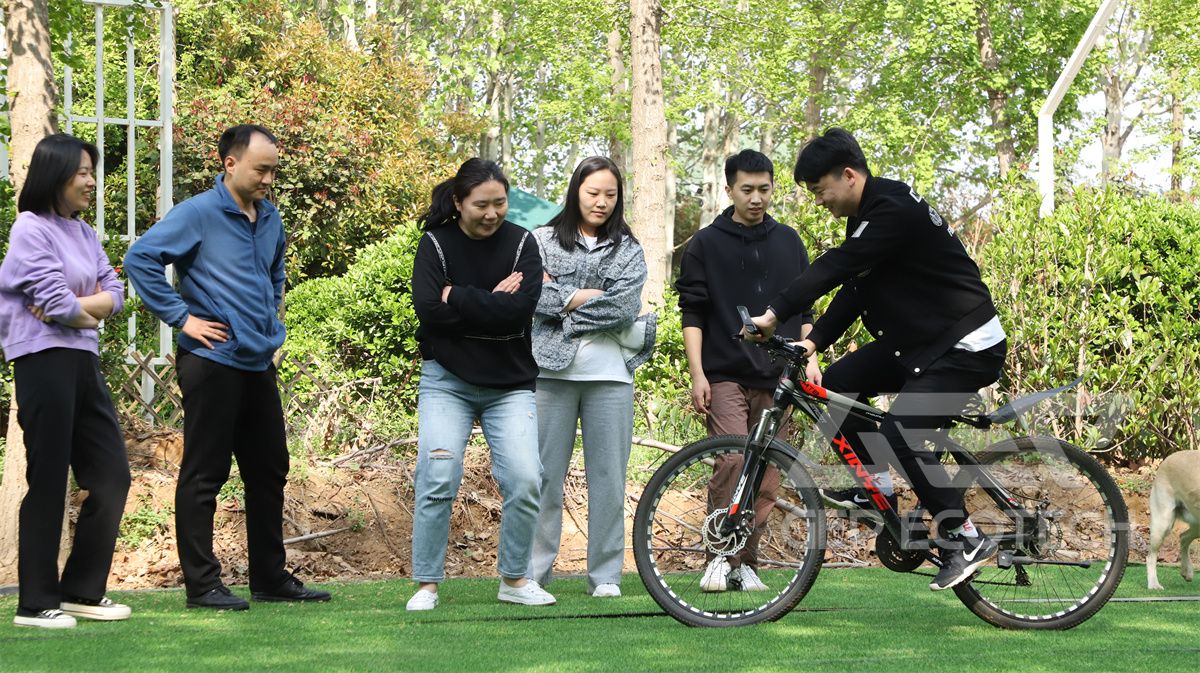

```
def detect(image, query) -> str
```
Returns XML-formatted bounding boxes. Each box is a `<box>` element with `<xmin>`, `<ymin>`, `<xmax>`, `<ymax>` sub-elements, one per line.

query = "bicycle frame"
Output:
<box><xmin>719</xmin><ymin>339</ymin><xmax>1043</xmax><ymax>570</ymax></box>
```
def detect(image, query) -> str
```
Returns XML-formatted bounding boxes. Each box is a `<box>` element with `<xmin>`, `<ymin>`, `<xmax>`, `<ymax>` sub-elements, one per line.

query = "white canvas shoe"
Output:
<box><xmin>405</xmin><ymin>589</ymin><xmax>439</xmax><ymax>611</ymax></box>
<box><xmin>498</xmin><ymin>580</ymin><xmax>556</xmax><ymax>606</ymax></box>
<box><xmin>591</xmin><ymin>583</ymin><xmax>621</xmax><ymax>598</ymax></box>
<box><xmin>13</xmin><ymin>609</ymin><xmax>77</xmax><ymax>629</ymax></box>
<box><xmin>700</xmin><ymin>557</ymin><xmax>731</xmax><ymax>592</ymax></box>
<box><xmin>729</xmin><ymin>565</ymin><xmax>769</xmax><ymax>591</ymax></box>
<box><xmin>60</xmin><ymin>596</ymin><xmax>132</xmax><ymax>621</ymax></box>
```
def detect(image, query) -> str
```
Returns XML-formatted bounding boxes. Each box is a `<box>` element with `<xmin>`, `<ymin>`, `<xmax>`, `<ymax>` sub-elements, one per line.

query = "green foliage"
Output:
<box><xmin>633</xmin><ymin>289</ymin><xmax>704</xmax><ymax>447</ymax></box>
<box><xmin>119</xmin><ymin>494</ymin><xmax>172</xmax><ymax>548</ymax></box>
<box><xmin>282</xmin><ymin>222</ymin><xmax>424</xmax><ymax>406</ymax></box>
<box><xmin>981</xmin><ymin>186</ymin><xmax>1200</xmax><ymax>460</ymax></box>
<box><xmin>170</xmin><ymin>2</ymin><xmax>454</xmax><ymax>281</ymax></box>
<box><xmin>218</xmin><ymin>473</ymin><xmax>245</xmax><ymax>508</ymax></box>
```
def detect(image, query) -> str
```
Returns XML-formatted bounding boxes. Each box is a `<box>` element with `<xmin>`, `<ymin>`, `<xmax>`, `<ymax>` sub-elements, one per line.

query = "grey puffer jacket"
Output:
<box><xmin>532</xmin><ymin>225</ymin><xmax>657</xmax><ymax>373</ymax></box>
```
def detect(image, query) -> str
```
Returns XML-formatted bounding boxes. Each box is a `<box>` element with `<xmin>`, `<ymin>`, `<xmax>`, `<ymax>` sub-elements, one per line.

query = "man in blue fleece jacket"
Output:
<box><xmin>125</xmin><ymin>125</ymin><xmax>330</xmax><ymax>610</ymax></box>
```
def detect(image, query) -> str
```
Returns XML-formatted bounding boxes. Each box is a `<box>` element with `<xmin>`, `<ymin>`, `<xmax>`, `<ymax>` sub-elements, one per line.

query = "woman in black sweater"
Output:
<box><xmin>406</xmin><ymin>158</ymin><xmax>554</xmax><ymax>611</ymax></box>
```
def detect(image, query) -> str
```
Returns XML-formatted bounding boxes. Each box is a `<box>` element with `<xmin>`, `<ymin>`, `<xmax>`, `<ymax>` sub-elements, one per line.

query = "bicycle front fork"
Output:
<box><xmin>718</xmin><ymin>409</ymin><xmax>781</xmax><ymax>538</ymax></box>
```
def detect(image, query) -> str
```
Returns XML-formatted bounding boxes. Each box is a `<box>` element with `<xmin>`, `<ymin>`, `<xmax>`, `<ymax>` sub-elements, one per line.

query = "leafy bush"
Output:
<box><xmin>283</xmin><ymin>222</ymin><xmax>424</xmax><ymax>407</ymax></box>
<box><xmin>170</xmin><ymin>2</ymin><xmax>456</xmax><ymax>281</ymax></box>
<box><xmin>980</xmin><ymin>186</ymin><xmax>1200</xmax><ymax>461</ymax></box>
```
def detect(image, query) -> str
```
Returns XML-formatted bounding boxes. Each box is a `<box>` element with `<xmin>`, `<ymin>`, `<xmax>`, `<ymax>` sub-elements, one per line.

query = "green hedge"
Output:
<box><xmin>979</xmin><ymin>187</ymin><xmax>1200</xmax><ymax>460</ymax></box>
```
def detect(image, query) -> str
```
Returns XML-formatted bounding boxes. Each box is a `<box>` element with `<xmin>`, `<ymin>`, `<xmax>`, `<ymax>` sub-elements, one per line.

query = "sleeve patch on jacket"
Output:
<box><xmin>851</xmin><ymin>220</ymin><xmax>870</xmax><ymax>238</ymax></box>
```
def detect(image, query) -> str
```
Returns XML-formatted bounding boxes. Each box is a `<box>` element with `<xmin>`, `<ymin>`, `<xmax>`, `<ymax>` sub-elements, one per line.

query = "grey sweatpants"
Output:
<box><xmin>528</xmin><ymin>378</ymin><xmax>634</xmax><ymax>591</ymax></box>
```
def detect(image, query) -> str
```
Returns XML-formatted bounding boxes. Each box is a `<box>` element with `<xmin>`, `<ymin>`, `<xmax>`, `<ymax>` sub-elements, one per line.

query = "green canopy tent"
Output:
<box><xmin>507</xmin><ymin>187</ymin><xmax>561</xmax><ymax>231</ymax></box>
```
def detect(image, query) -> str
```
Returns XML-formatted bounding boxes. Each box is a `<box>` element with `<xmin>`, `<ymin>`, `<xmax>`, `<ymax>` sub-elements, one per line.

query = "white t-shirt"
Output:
<box><xmin>954</xmin><ymin>315</ymin><xmax>1006</xmax><ymax>352</ymax></box>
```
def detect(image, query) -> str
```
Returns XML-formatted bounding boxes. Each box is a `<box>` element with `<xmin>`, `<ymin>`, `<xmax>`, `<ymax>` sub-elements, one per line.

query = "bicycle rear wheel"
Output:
<box><xmin>953</xmin><ymin>436</ymin><xmax>1129</xmax><ymax>629</ymax></box>
<box><xmin>633</xmin><ymin>435</ymin><xmax>826</xmax><ymax>627</ymax></box>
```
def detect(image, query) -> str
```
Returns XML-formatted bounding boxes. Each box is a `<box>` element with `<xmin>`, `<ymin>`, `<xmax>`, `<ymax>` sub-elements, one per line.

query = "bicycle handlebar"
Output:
<box><xmin>733</xmin><ymin>306</ymin><xmax>808</xmax><ymax>363</ymax></box>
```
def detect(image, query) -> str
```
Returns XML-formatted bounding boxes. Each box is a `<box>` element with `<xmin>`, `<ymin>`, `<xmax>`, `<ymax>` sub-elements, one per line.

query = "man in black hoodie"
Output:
<box><xmin>746</xmin><ymin>129</ymin><xmax>1007</xmax><ymax>592</ymax></box>
<box><xmin>676</xmin><ymin>149</ymin><xmax>817</xmax><ymax>593</ymax></box>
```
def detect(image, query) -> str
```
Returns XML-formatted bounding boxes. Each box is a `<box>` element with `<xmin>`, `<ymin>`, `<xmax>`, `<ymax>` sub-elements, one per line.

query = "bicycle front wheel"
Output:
<box><xmin>632</xmin><ymin>435</ymin><xmax>826</xmax><ymax>627</ymax></box>
<box><xmin>953</xmin><ymin>436</ymin><xmax>1129</xmax><ymax>629</ymax></box>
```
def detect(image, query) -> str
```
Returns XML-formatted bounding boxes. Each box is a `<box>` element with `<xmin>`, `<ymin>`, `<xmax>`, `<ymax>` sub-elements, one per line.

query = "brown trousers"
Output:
<box><xmin>705</xmin><ymin>381</ymin><xmax>785</xmax><ymax>569</ymax></box>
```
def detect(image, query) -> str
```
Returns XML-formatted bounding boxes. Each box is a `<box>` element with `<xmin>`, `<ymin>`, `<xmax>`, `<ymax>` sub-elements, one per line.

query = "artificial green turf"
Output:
<box><xmin>0</xmin><ymin>565</ymin><xmax>1195</xmax><ymax>673</ymax></box>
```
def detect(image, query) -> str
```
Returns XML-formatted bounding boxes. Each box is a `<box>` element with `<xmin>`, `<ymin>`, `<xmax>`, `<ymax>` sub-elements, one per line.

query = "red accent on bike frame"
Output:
<box><xmin>799</xmin><ymin>380</ymin><xmax>828</xmax><ymax>399</ymax></box>
<box><xmin>832</xmin><ymin>434</ymin><xmax>893</xmax><ymax>511</ymax></box>
<box><xmin>728</xmin><ymin>504</ymin><xmax>740</xmax><ymax>515</ymax></box>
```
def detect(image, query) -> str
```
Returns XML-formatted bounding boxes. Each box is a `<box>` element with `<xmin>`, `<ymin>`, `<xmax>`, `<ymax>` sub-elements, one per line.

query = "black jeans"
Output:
<box><xmin>13</xmin><ymin>348</ymin><xmax>130</xmax><ymax>613</ymax></box>
<box><xmin>175</xmin><ymin>350</ymin><xmax>290</xmax><ymax>596</ymax></box>
<box><xmin>821</xmin><ymin>339</ymin><xmax>1006</xmax><ymax>531</ymax></box>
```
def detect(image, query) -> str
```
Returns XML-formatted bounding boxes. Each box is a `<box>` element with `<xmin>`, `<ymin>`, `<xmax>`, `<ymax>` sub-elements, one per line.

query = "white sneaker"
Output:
<box><xmin>60</xmin><ymin>596</ymin><xmax>131</xmax><ymax>621</ymax></box>
<box><xmin>498</xmin><ymin>580</ymin><xmax>556</xmax><ymax>606</ymax></box>
<box><xmin>405</xmin><ymin>589</ymin><xmax>439</xmax><ymax>611</ymax></box>
<box><xmin>13</xmin><ymin>609</ymin><xmax>77</xmax><ymax>629</ymax></box>
<box><xmin>730</xmin><ymin>565</ymin><xmax>769</xmax><ymax>591</ymax></box>
<box><xmin>591</xmin><ymin>583</ymin><xmax>621</xmax><ymax>598</ymax></box>
<box><xmin>700</xmin><ymin>557</ymin><xmax>731</xmax><ymax>592</ymax></box>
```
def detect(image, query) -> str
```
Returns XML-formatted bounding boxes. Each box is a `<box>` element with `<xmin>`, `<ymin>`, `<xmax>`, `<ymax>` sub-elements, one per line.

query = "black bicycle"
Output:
<box><xmin>632</xmin><ymin>309</ymin><xmax>1129</xmax><ymax>629</ymax></box>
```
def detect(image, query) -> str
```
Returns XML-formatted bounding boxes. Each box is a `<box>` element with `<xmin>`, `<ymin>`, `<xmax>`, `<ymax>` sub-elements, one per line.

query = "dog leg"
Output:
<box><xmin>1179</xmin><ymin>513</ymin><xmax>1198</xmax><ymax>583</ymax></box>
<box><xmin>1147</xmin><ymin>485</ymin><xmax>1174</xmax><ymax>591</ymax></box>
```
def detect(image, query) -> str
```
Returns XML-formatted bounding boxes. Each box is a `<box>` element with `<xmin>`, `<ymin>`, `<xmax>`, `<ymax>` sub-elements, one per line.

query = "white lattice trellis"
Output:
<box><xmin>64</xmin><ymin>0</ymin><xmax>176</xmax><ymax>419</ymax></box>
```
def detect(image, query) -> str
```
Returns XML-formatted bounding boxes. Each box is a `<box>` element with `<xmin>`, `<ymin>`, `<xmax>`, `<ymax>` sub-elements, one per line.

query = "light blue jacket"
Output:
<box><xmin>125</xmin><ymin>175</ymin><xmax>286</xmax><ymax>371</ymax></box>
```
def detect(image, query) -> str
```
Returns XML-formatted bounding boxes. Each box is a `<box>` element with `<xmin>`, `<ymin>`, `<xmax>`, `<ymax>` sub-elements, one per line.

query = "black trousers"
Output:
<box><xmin>13</xmin><ymin>348</ymin><xmax>131</xmax><ymax>613</ymax></box>
<box><xmin>821</xmin><ymin>339</ymin><xmax>1006</xmax><ymax>531</ymax></box>
<box><xmin>175</xmin><ymin>350</ymin><xmax>290</xmax><ymax>596</ymax></box>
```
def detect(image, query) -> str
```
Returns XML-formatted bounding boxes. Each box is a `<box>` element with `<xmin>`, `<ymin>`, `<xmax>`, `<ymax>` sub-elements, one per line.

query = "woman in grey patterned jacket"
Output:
<box><xmin>527</xmin><ymin>157</ymin><xmax>656</xmax><ymax>597</ymax></box>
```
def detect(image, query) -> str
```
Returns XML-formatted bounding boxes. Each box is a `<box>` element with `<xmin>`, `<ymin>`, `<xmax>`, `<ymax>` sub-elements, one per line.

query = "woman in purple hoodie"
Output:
<box><xmin>0</xmin><ymin>134</ymin><xmax>132</xmax><ymax>629</ymax></box>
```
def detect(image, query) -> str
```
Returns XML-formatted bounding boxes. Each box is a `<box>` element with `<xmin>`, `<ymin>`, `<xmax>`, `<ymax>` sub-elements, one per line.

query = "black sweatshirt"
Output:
<box><xmin>676</xmin><ymin>207</ymin><xmax>814</xmax><ymax>389</ymax></box>
<box><xmin>411</xmin><ymin>220</ymin><xmax>543</xmax><ymax>390</ymax></box>
<box><xmin>769</xmin><ymin>176</ymin><xmax>998</xmax><ymax>377</ymax></box>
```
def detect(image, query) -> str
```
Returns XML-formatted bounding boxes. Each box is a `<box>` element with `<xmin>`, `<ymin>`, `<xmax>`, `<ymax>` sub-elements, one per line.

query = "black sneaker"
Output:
<box><xmin>186</xmin><ymin>585</ymin><xmax>250</xmax><ymax>611</ymax></box>
<box><xmin>820</xmin><ymin>487</ymin><xmax>898</xmax><ymax>513</ymax></box>
<box><xmin>929</xmin><ymin>532</ymin><xmax>999</xmax><ymax>591</ymax></box>
<box><xmin>251</xmin><ymin>575</ymin><xmax>331</xmax><ymax>603</ymax></box>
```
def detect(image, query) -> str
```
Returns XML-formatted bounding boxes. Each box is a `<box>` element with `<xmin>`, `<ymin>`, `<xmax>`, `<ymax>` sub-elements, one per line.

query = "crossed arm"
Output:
<box><xmin>27</xmin><ymin>283</ymin><xmax>115</xmax><ymax>329</ymax></box>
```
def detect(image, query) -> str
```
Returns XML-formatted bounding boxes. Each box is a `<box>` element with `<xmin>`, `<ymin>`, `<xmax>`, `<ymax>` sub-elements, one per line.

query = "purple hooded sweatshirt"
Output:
<box><xmin>0</xmin><ymin>211</ymin><xmax>124</xmax><ymax>362</ymax></box>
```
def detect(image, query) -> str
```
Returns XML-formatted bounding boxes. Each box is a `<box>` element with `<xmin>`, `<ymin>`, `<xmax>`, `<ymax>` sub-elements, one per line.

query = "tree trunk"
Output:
<box><xmin>500</xmin><ymin>74</ymin><xmax>514</xmax><ymax>169</ymax></box>
<box><xmin>607</xmin><ymin>26</ymin><xmax>629</xmax><ymax>176</ymax></box>
<box><xmin>5</xmin><ymin>0</ymin><xmax>56</xmax><ymax>188</ymax></box>
<box><xmin>629</xmin><ymin>0</ymin><xmax>669</xmax><ymax>308</ymax></box>
<box><xmin>1169</xmin><ymin>68</ymin><xmax>1183</xmax><ymax>199</ymax></box>
<box><xmin>664</xmin><ymin>121</ymin><xmax>677</xmax><ymax>267</ymax></box>
<box><xmin>1</xmin><ymin>0</ymin><xmax>62</xmax><ymax>584</ymax></box>
<box><xmin>721</xmin><ymin>102</ymin><xmax>739</xmax><ymax>160</ymax></box>
<box><xmin>1100</xmin><ymin>56</ymin><xmax>1123</xmax><ymax>185</ymax></box>
<box><xmin>699</xmin><ymin>80</ymin><xmax>723</xmax><ymax>228</ymax></box>
<box><xmin>342</xmin><ymin>1</ymin><xmax>359</xmax><ymax>49</ymax></box>
<box><xmin>0</xmin><ymin>394</ymin><xmax>23</xmax><ymax>576</ymax></box>
<box><xmin>563</xmin><ymin>141</ymin><xmax>580</xmax><ymax>187</ymax></box>
<box><xmin>805</xmin><ymin>60</ymin><xmax>826</xmax><ymax>141</ymax></box>
<box><xmin>478</xmin><ymin>9</ymin><xmax>504</xmax><ymax>161</ymax></box>
<box><xmin>974</xmin><ymin>1</ymin><xmax>1015</xmax><ymax>179</ymax></box>
<box><xmin>533</xmin><ymin>118</ymin><xmax>547</xmax><ymax>198</ymax></box>
<box><xmin>365</xmin><ymin>0</ymin><xmax>377</xmax><ymax>20</ymax></box>
<box><xmin>759</xmin><ymin>100</ymin><xmax>776</xmax><ymax>159</ymax></box>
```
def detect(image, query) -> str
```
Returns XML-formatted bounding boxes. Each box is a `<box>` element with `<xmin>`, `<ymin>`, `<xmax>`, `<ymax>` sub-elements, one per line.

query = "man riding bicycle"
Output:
<box><xmin>746</xmin><ymin>128</ymin><xmax>1007</xmax><ymax>591</ymax></box>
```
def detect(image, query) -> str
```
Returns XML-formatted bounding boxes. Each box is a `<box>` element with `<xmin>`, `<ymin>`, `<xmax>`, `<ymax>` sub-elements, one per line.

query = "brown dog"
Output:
<box><xmin>1147</xmin><ymin>450</ymin><xmax>1200</xmax><ymax>590</ymax></box>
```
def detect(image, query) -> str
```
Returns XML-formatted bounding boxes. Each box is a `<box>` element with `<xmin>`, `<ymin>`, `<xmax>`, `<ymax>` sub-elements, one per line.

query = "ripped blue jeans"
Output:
<box><xmin>410</xmin><ymin>359</ymin><xmax>542</xmax><ymax>582</ymax></box>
